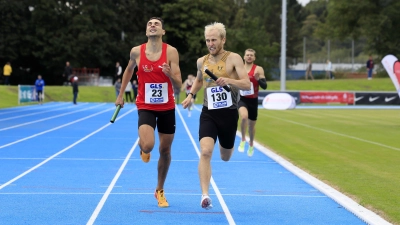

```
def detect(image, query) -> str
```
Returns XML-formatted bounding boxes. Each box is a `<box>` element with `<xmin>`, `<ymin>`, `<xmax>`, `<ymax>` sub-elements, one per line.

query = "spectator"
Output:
<box><xmin>3</xmin><ymin>62</ymin><xmax>12</xmax><ymax>85</ymax></box>
<box><xmin>132</xmin><ymin>80</ymin><xmax>138</xmax><ymax>101</ymax></box>
<box><xmin>72</xmin><ymin>76</ymin><xmax>79</xmax><ymax>104</ymax></box>
<box><xmin>305</xmin><ymin>59</ymin><xmax>314</xmax><ymax>80</ymax></box>
<box><xmin>34</xmin><ymin>75</ymin><xmax>45</xmax><ymax>104</ymax></box>
<box><xmin>115</xmin><ymin>78</ymin><xmax>122</xmax><ymax>98</ymax></box>
<box><xmin>366</xmin><ymin>55</ymin><xmax>374</xmax><ymax>80</ymax></box>
<box><xmin>115</xmin><ymin>62</ymin><xmax>122</xmax><ymax>84</ymax></box>
<box><xmin>174</xmin><ymin>86</ymin><xmax>180</xmax><ymax>103</ymax></box>
<box><xmin>124</xmin><ymin>80</ymin><xmax>133</xmax><ymax>103</ymax></box>
<box><xmin>63</xmin><ymin>61</ymin><xmax>73</xmax><ymax>85</ymax></box>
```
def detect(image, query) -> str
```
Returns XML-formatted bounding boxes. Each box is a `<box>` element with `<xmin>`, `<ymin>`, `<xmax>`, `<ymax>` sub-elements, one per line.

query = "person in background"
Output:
<box><xmin>325</xmin><ymin>60</ymin><xmax>333</xmax><ymax>79</ymax></box>
<box><xmin>366</xmin><ymin>55</ymin><xmax>374</xmax><ymax>80</ymax></box>
<box><xmin>237</xmin><ymin>48</ymin><xmax>267</xmax><ymax>157</ymax></box>
<box><xmin>124</xmin><ymin>80</ymin><xmax>133</xmax><ymax>103</ymax></box>
<box><xmin>3</xmin><ymin>62</ymin><xmax>12</xmax><ymax>85</ymax></box>
<box><xmin>132</xmin><ymin>79</ymin><xmax>138</xmax><ymax>101</ymax></box>
<box><xmin>63</xmin><ymin>61</ymin><xmax>73</xmax><ymax>85</ymax></box>
<box><xmin>115</xmin><ymin>78</ymin><xmax>122</xmax><ymax>98</ymax></box>
<box><xmin>34</xmin><ymin>75</ymin><xmax>45</xmax><ymax>104</ymax></box>
<box><xmin>115</xmin><ymin>62</ymin><xmax>122</xmax><ymax>84</ymax></box>
<box><xmin>181</xmin><ymin>74</ymin><xmax>196</xmax><ymax>117</ymax></box>
<box><xmin>174</xmin><ymin>86</ymin><xmax>181</xmax><ymax>103</ymax></box>
<box><xmin>72</xmin><ymin>76</ymin><xmax>79</xmax><ymax>104</ymax></box>
<box><xmin>305</xmin><ymin>59</ymin><xmax>314</xmax><ymax>80</ymax></box>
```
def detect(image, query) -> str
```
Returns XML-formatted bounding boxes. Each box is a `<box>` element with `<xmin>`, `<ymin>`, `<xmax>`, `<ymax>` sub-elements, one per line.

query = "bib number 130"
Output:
<box><xmin>206</xmin><ymin>86</ymin><xmax>232</xmax><ymax>109</ymax></box>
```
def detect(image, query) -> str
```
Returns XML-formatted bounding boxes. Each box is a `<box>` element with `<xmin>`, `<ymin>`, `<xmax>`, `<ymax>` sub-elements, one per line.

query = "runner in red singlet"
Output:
<box><xmin>181</xmin><ymin>74</ymin><xmax>196</xmax><ymax>117</ymax></box>
<box><xmin>238</xmin><ymin>49</ymin><xmax>267</xmax><ymax>157</ymax></box>
<box><xmin>115</xmin><ymin>17</ymin><xmax>182</xmax><ymax>208</ymax></box>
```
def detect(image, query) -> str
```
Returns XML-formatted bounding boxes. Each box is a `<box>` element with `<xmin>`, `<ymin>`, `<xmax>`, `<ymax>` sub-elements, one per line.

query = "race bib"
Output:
<box><xmin>206</xmin><ymin>86</ymin><xmax>232</xmax><ymax>109</ymax></box>
<box><xmin>240</xmin><ymin>82</ymin><xmax>254</xmax><ymax>96</ymax></box>
<box><xmin>145</xmin><ymin>83</ymin><xmax>168</xmax><ymax>104</ymax></box>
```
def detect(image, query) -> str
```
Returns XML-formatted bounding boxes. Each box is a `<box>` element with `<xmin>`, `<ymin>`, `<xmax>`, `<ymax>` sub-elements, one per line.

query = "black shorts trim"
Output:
<box><xmin>199</xmin><ymin>106</ymin><xmax>238</xmax><ymax>149</ymax></box>
<box><xmin>138</xmin><ymin>109</ymin><xmax>176</xmax><ymax>134</ymax></box>
<box><xmin>238</xmin><ymin>96</ymin><xmax>259</xmax><ymax>121</ymax></box>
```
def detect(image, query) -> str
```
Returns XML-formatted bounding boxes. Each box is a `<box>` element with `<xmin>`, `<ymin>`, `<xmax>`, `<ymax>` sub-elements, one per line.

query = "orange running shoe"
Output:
<box><xmin>155</xmin><ymin>189</ymin><xmax>169</xmax><ymax>208</ymax></box>
<box><xmin>140</xmin><ymin>150</ymin><xmax>150</xmax><ymax>163</ymax></box>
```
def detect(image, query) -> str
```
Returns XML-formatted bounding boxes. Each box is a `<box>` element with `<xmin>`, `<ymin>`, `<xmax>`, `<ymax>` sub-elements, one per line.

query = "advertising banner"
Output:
<box><xmin>299</xmin><ymin>92</ymin><xmax>354</xmax><ymax>104</ymax></box>
<box><xmin>381</xmin><ymin>55</ymin><xmax>400</xmax><ymax>97</ymax></box>
<box><xmin>262</xmin><ymin>93</ymin><xmax>296</xmax><ymax>110</ymax></box>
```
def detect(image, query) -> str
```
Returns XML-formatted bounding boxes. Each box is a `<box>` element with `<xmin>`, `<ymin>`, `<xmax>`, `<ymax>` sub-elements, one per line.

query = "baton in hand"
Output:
<box><xmin>204</xmin><ymin>69</ymin><xmax>231</xmax><ymax>92</ymax></box>
<box><xmin>110</xmin><ymin>105</ymin><xmax>121</xmax><ymax>123</ymax></box>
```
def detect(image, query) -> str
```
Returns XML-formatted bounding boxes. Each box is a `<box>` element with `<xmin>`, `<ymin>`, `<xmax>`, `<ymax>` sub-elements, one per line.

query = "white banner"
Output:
<box><xmin>262</xmin><ymin>93</ymin><xmax>296</xmax><ymax>110</ymax></box>
<box><xmin>381</xmin><ymin>54</ymin><xmax>400</xmax><ymax>97</ymax></box>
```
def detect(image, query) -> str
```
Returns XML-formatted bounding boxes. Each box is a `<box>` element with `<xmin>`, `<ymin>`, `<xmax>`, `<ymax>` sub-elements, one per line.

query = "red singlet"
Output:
<box><xmin>242</xmin><ymin>64</ymin><xmax>259</xmax><ymax>99</ymax></box>
<box><xmin>136</xmin><ymin>43</ymin><xmax>175</xmax><ymax>111</ymax></box>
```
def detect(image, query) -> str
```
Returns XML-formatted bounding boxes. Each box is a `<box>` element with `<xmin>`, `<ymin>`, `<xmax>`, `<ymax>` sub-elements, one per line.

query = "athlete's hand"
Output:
<box><xmin>215</xmin><ymin>77</ymin><xmax>230</xmax><ymax>87</ymax></box>
<box><xmin>115</xmin><ymin>96</ymin><xmax>125</xmax><ymax>108</ymax></box>
<box><xmin>181</xmin><ymin>95</ymin><xmax>192</xmax><ymax>109</ymax></box>
<box><xmin>254</xmin><ymin>72</ymin><xmax>260</xmax><ymax>80</ymax></box>
<box><xmin>160</xmin><ymin>62</ymin><xmax>172</xmax><ymax>78</ymax></box>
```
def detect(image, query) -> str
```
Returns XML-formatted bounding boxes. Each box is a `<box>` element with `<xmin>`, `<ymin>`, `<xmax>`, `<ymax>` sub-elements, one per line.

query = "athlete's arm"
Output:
<box><xmin>255</xmin><ymin>66</ymin><xmax>267</xmax><ymax>90</ymax></box>
<box><xmin>164</xmin><ymin>45</ymin><xmax>182</xmax><ymax>90</ymax></box>
<box><xmin>116</xmin><ymin>47</ymin><xmax>139</xmax><ymax>107</ymax></box>
<box><xmin>182</xmin><ymin>58</ymin><xmax>204</xmax><ymax>109</ymax></box>
<box><xmin>215</xmin><ymin>53</ymin><xmax>251</xmax><ymax>91</ymax></box>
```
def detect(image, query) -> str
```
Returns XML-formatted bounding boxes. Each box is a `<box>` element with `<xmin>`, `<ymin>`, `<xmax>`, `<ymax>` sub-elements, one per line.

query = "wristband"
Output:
<box><xmin>189</xmin><ymin>93</ymin><xmax>194</xmax><ymax>97</ymax></box>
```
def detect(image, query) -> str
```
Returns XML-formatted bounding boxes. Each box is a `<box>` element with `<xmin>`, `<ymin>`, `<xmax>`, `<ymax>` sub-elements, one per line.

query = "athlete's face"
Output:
<box><xmin>205</xmin><ymin>29</ymin><xmax>225</xmax><ymax>56</ymax></box>
<box><xmin>146</xmin><ymin>19</ymin><xmax>165</xmax><ymax>37</ymax></box>
<box><xmin>244</xmin><ymin>51</ymin><xmax>255</xmax><ymax>64</ymax></box>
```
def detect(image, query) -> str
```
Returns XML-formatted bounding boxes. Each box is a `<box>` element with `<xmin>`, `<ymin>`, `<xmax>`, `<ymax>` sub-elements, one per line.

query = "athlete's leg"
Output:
<box><xmin>139</xmin><ymin>125</ymin><xmax>155</xmax><ymax>153</ymax></box>
<box><xmin>219</xmin><ymin>145</ymin><xmax>234</xmax><ymax>161</ymax></box>
<box><xmin>248</xmin><ymin>119</ymin><xmax>257</xmax><ymax>147</ymax></box>
<box><xmin>156</xmin><ymin>132</ymin><xmax>174</xmax><ymax>190</ymax></box>
<box><xmin>238</xmin><ymin>106</ymin><xmax>248</xmax><ymax>142</ymax></box>
<box><xmin>199</xmin><ymin>137</ymin><xmax>215</xmax><ymax>196</ymax></box>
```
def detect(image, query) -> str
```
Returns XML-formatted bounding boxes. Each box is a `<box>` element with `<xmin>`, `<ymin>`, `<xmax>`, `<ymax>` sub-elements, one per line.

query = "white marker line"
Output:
<box><xmin>86</xmin><ymin>138</ymin><xmax>139</xmax><ymax>225</ymax></box>
<box><xmin>0</xmin><ymin>103</ymin><xmax>105</xmax><ymax>131</ymax></box>
<box><xmin>0</xmin><ymin>102</ymin><xmax>70</xmax><ymax>116</ymax></box>
<box><xmin>0</xmin><ymin>108</ymin><xmax>136</xmax><ymax>190</ymax></box>
<box><xmin>237</xmin><ymin>131</ymin><xmax>392</xmax><ymax>225</ymax></box>
<box><xmin>0</xmin><ymin>103</ymin><xmax>89</xmax><ymax>122</ymax></box>
<box><xmin>0</xmin><ymin>107</ymin><xmax>113</xmax><ymax>149</ymax></box>
<box><xmin>263</xmin><ymin>114</ymin><xmax>400</xmax><ymax>152</ymax></box>
<box><xmin>176</xmin><ymin>106</ymin><xmax>235</xmax><ymax>225</ymax></box>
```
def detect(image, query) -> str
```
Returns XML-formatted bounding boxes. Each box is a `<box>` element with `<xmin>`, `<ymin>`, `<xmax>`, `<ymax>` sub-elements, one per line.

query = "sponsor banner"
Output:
<box><xmin>262</xmin><ymin>93</ymin><xmax>296</xmax><ymax>110</ymax></box>
<box><xmin>258</xmin><ymin>91</ymin><xmax>300</xmax><ymax>105</ymax></box>
<box><xmin>18</xmin><ymin>85</ymin><xmax>37</xmax><ymax>104</ymax></box>
<box><xmin>299</xmin><ymin>92</ymin><xmax>354</xmax><ymax>104</ymax></box>
<box><xmin>354</xmin><ymin>92</ymin><xmax>400</xmax><ymax>105</ymax></box>
<box><xmin>381</xmin><ymin>55</ymin><xmax>400</xmax><ymax>97</ymax></box>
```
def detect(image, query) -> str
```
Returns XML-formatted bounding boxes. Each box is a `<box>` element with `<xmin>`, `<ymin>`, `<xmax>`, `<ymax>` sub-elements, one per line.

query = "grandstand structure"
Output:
<box><xmin>72</xmin><ymin>68</ymin><xmax>100</xmax><ymax>86</ymax></box>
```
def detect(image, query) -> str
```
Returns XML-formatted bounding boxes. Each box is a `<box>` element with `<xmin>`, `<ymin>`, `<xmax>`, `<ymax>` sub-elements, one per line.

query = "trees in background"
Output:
<box><xmin>1</xmin><ymin>0</ymin><xmax>397</xmax><ymax>84</ymax></box>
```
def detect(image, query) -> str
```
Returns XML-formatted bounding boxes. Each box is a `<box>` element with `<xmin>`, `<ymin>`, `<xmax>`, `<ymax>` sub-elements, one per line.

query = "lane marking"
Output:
<box><xmin>237</xmin><ymin>131</ymin><xmax>391</xmax><ymax>225</ymax></box>
<box><xmin>0</xmin><ymin>103</ymin><xmax>89</xmax><ymax>122</ymax></box>
<box><xmin>0</xmin><ymin>108</ymin><xmax>137</xmax><ymax>190</ymax></box>
<box><xmin>0</xmin><ymin>102</ymin><xmax>70</xmax><ymax>116</ymax></box>
<box><xmin>0</xmin><ymin>107</ymin><xmax>114</xmax><ymax>149</ymax></box>
<box><xmin>86</xmin><ymin>138</ymin><xmax>139</xmax><ymax>225</ymax></box>
<box><xmin>176</xmin><ymin>106</ymin><xmax>236</xmax><ymax>225</ymax></box>
<box><xmin>0</xmin><ymin>103</ymin><xmax>105</xmax><ymax>131</ymax></box>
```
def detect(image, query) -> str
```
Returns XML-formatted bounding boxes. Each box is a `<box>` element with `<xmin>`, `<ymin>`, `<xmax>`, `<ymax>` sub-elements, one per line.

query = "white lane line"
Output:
<box><xmin>0</xmin><ymin>108</ymin><xmax>137</xmax><ymax>190</ymax></box>
<box><xmin>237</xmin><ymin>132</ymin><xmax>392</xmax><ymax>225</ymax></box>
<box><xmin>0</xmin><ymin>102</ymin><xmax>70</xmax><ymax>116</ymax></box>
<box><xmin>176</xmin><ymin>106</ymin><xmax>236</xmax><ymax>225</ymax></box>
<box><xmin>86</xmin><ymin>138</ymin><xmax>139</xmax><ymax>225</ymax></box>
<box><xmin>0</xmin><ymin>103</ymin><xmax>105</xmax><ymax>131</ymax></box>
<box><xmin>0</xmin><ymin>192</ymin><xmax>327</xmax><ymax>198</ymax></box>
<box><xmin>0</xmin><ymin>107</ymin><xmax>114</xmax><ymax>149</ymax></box>
<box><xmin>0</xmin><ymin>103</ymin><xmax>89</xmax><ymax>122</ymax></box>
<box><xmin>262</xmin><ymin>114</ymin><xmax>400</xmax><ymax>152</ymax></box>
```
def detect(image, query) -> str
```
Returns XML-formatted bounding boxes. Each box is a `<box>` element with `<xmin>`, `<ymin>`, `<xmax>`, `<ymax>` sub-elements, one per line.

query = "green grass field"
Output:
<box><xmin>1</xmin><ymin>77</ymin><xmax>399</xmax><ymax>224</ymax></box>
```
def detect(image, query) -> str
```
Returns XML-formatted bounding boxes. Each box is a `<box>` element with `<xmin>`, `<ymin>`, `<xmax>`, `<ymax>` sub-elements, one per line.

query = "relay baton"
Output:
<box><xmin>110</xmin><ymin>105</ymin><xmax>121</xmax><ymax>123</ymax></box>
<box><xmin>204</xmin><ymin>69</ymin><xmax>231</xmax><ymax>92</ymax></box>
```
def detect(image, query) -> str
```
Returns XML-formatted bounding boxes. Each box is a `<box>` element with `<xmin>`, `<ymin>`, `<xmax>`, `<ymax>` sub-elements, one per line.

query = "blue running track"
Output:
<box><xmin>0</xmin><ymin>102</ymin><xmax>389</xmax><ymax>224</ymax></box>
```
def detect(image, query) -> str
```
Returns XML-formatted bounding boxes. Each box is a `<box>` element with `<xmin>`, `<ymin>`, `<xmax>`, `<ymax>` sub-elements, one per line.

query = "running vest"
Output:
<box><xmin>136</xmin><ymin>43</ymin><xmax>175</xmax><ymax>111</ymax></box>
<box><xmin>240</xmin><ymin>64</ymin><xmax>259</xmax><ymax>99</ymax></box>
<box><xmin>201</xmin><ymin>52</ymin><xmax>239</xmax><ymax>110</ymax></box>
